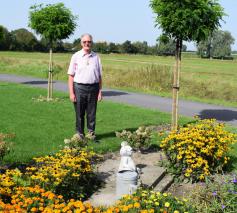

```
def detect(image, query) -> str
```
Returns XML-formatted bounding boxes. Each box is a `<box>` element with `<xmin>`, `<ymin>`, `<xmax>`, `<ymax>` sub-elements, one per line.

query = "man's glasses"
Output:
<box><xmin>82</xmin><ymin>41</ymin><xmax>92</xmax><ymax>44</ymax></box>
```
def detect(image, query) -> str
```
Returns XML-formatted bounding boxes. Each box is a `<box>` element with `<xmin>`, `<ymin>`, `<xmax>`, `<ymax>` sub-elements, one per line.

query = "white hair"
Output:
<box><xmin>80</xmin><ymin>33</ymin><xmax>93</xmax><ymax>41</ymax></box>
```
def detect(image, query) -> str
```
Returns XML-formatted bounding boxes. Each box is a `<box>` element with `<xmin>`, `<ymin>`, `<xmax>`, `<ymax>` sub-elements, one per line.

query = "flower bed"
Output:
<box><xmin>190</xmin><ymin>173</ymin><xmax>237</xmax><ymax>212</ymax></box>
<box><xmin>0</xmin><ymin>185</ymin><xmax>99</xmax><ymax>212</ymax></box>
<box><xmin>106</xmin><ymin>189</ymin><xmax>195</xmax><ymax>213</ymax></box>
<box><xmin>160</xmin><ymin>119</ymin><xmax>237</xmax><ymax>181</ymax></box>
<box><xmin>0</xmin><ymin>148</ymin><xmax>99</xmax><ymax>202</ymax></box>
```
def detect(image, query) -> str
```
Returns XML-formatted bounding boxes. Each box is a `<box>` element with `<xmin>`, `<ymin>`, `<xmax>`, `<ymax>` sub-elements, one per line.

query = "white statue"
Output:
<box><xmin>118</xmin><ymin>141</ymin><xmax>136</xmax><ymax>172</ymax></box>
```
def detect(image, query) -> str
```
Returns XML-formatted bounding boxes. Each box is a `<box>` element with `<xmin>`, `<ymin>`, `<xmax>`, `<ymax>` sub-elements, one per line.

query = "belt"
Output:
<box><xmin>74</xmin><ymin>82</ymin><xmax>99</xmax><ymax>86</ymax></box>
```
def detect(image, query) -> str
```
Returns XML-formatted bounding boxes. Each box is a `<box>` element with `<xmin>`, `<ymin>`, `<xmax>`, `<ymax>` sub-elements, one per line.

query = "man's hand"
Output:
<box><xmin>97</xmin><ymin>90</ymin><xmax>102</xmax><ymax>101</ymax></box>
<box><xmin>70</xmin><ymin>93</ymin><xmax>76</xmax><ymax>102</ymax></box>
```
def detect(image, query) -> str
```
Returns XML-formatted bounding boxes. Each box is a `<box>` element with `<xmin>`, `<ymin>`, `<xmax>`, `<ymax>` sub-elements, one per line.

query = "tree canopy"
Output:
<box><xmin>150</xmin><ymin>0</ymin><xmax>225</xmax><ymax>42</ymax></box>
<box><xmin>29</xmin><ymin>3</ymin><xmax>77</xmax><ymax>44</ymax></box>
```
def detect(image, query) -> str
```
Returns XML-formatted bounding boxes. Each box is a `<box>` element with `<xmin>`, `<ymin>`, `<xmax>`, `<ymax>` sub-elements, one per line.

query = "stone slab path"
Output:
<box><xmin>88</xmin><ymin>151</ymin><xmax>173</xmax><ymax>206</ymax></box>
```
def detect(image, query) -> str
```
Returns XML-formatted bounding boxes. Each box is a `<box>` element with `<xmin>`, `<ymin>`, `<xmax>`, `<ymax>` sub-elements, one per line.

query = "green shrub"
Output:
<box><xmin>115</xmin><ymin>126</ymin><xmax>152</xmax><ymax>150</ymax></box>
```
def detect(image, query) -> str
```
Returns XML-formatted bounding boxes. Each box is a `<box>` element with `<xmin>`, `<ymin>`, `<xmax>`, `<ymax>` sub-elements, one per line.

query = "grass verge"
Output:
<box><xmin>0</xmin><ymin>82</ymin><xmax>191</xmax><ymax>164</ymax></box>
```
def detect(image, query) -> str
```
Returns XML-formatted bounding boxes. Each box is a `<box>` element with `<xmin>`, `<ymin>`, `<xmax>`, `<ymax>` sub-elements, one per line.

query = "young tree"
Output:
<box><xmin>150</xmin><ymin>0</ymin><xmax>224</xmax><ymax>130</ymax></box>
<box><xmin>29</xmin><ymin>3</ymin><xmax>77</xmax><ymax>100</ymax></box>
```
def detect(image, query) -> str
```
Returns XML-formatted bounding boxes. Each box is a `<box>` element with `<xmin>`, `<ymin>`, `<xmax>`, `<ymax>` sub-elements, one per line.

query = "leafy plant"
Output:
<box><xmin>160</xmin><ymin>119</ymin><xmax>237</xmax><ymax>182</ymax></box>
<box><xmin>115</xmin><ymin>126</ymin><xmax>152</xmax><ymax>150</ymax></box>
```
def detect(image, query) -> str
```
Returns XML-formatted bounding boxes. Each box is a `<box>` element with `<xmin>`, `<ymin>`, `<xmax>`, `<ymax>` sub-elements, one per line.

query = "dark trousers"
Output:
<box><xmin>73</xmin><ymin>83</ymin><xmax>99</xmax><ymax>135</ymax></box>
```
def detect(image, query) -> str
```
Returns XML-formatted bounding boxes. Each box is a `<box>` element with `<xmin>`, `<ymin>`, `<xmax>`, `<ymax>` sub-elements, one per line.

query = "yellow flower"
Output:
<box><xmin>165</xmin><ymin>202</ymin><xmax>170</xmax><ymax>208</ymax></box>
<box><xmin>134</xmin><ymin>202</ymin><xmax>140</xmax><ymax>208</ymax></box>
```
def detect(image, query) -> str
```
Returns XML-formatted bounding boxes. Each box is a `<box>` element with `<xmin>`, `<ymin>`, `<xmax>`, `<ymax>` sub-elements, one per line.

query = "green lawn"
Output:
<box><xmin>0</xmin><ymin>82</ymin><xmax>192</xmax><ymax>164</ymax></box>
<box><xmin>0</xmin><ymin>51</ymin><xmax>236</xmax><ymax>107</ymax></box>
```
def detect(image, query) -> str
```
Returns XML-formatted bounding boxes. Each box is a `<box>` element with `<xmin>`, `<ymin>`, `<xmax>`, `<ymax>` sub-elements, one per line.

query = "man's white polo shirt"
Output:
<box><xmin>67</xmin><ymin>49</ymin><xmax>102</xmax><ymax>84</ymax></box>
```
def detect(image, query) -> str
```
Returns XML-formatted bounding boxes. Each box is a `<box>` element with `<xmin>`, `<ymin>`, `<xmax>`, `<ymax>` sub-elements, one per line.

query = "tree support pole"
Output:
<box><xmin>47</xmin><ymin>48</ymin><xmax>53</xmax><ymax>101</ymax></box>
<box><xmin>171</xmin><ymin>39</ymin><xmax>182</xmax><ymax>130</ymax></box>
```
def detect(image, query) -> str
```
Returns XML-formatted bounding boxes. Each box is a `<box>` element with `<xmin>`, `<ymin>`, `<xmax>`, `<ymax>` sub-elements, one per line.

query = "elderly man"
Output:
<box><xmin>68</xmin><ymin>33</ymin><xmax>102</xmax><ymax>140</ymax></box>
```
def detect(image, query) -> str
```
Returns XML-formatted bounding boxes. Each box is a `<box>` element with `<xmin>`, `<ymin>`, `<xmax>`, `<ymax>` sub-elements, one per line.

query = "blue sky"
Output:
<box><xmin>1</xmin><ymin>0</ymin><xmax>236</xmax><ymax>50</ymax></box>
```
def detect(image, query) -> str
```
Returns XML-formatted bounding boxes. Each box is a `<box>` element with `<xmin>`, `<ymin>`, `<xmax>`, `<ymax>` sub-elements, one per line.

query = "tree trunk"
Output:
<box><xmin>47</xmin><ymin>47</ymin><xmax>53</xmax><ymax>101</ymax></box>
<box><xmin>171</xmin><ymin>39</ymin><xmax>182</xmax><ymax>130</ymax></box>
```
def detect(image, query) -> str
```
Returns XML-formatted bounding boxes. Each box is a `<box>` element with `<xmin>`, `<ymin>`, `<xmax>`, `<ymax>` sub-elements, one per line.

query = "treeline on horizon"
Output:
<box><xmin>0</xmin><ymin>26</ymin><xmax>187</xmax><ymax>55</ymax></box>
<box><xmin>0</xmin><ymin>25</ymin><xmax>236</xmax><ymax>59</ymax></box>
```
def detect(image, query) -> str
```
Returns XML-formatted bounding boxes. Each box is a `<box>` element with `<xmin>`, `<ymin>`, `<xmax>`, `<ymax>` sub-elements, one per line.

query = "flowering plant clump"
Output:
<box><xmin>0</xmin><ymin>185</ymin><xmax>99</xmax><ymax>212</ymax></box>
<box><xmin>105</xmin><ymin>189</ymin><xmax>195</xmax><ymax>213</ymax></box>
<box><xmin>0</xmin><ymin>169</ymin><xmax>23</xmax><ymax>198</ymax></box>
<box><xmin>63</xmin><ymin>133</ymin><xmax>87</xmax><ymax>150</ymax></box>
<box><xmin>190</xmin><ymin>173</ymin><xmax>237</xmax><ymax>212</ymax></box>
<box><xmin>115</xmin><ymin>126</ymin><xmax>152</xmax><ymax>150</ymax></box>
<box><xmin>0</xmin><ymin>133</ymin><xmax>14</xmax><ymax>160</ymax></box>
<box><xmin>160</xmin><ymin>119</ymin><xmax>237</xmax><ymax>181</ymax></box>
<box><xmin>25</xmin><ymin>148</ymin><xmax>98</xmax><ymax>200</ymax></box>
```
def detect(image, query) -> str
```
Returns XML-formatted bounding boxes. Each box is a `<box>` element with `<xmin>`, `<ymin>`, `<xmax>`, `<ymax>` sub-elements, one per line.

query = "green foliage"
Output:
<box><xmin>11</xmin><ymin>28</ymin><xmax>38</xmax><ymax>51</ymax></box>
<box><xmin>150</xmin><ymin>0</ymin><xmax>225</xmax><ymax>42</ymax></box>
<box><xmin>115</xmin><ymin>126</ymin><xmax>153</xmax><ymax>150</ymax></box>
<box><xmin>160</xmin><ymin>119</ymin><xmax>237</xmax><ymax>182</ymax></box>
<box><xmin>0</xmin><ymin>26</ymin><xmax>3</xmax><ymax>41</ymax></box>
<box><xmin>197</xmin><ymin>30</ymin><xmax>235</xmax><ymax>58</ymax></box>
<box><xmin>121</xmin><ymin>40</ymin><xmax>137</xmax><ymax>54</ymax></box>
<box><xmin>0</xmin><ymin>26</ymin><xmax>12</xmax><ymax>50</ymax></box>
<box><xmin>93</xmin><ymin>42</ymin><xmax>108</xmax><ymax>54</ymax></box>
<box><xmin>190</xmin><ymin>174</ymin><xmax>237</xmax><ymax>212</ymax></box>
<box><xmin>29</xmin><ymin>3</ymin><xmax>77</xmax><ymax>44</ymax></box>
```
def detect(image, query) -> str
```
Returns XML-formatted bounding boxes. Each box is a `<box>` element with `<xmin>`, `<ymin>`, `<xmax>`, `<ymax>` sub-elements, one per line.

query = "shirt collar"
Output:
<box><xmin>80</xmin><ymin>49</ymin><xmax>95</xmax><ymax>57</ymax></box>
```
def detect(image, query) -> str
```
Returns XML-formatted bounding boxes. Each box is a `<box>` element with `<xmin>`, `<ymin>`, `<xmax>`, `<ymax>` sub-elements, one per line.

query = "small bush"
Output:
<box><xmin>160</xmin><ymin>119</ymin><xmax>237</xmax><ymax>182</ymax></box>
<box><xmin>115</xmin><ymin>126</ymin><xmax>152</xmax><ymax>150</ymax></box>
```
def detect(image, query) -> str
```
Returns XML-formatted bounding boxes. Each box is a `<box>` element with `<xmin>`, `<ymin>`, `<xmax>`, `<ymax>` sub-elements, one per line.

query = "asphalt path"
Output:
<box><xmin>1</xmin><ymin>73</ymin><xmax>237</xmax><ymax>126</ymax></box>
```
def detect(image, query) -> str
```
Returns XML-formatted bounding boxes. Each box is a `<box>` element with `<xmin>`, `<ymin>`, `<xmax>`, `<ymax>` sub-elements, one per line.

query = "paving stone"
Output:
<box><xmin>88</xmin><ymin>151</ymin><xmax>172</xmax><ymax>207</ymax></box>
<box><xmin>153</xmin><ymin>174</ymin><xmax>174</xmax><ymax>193</ymax></box>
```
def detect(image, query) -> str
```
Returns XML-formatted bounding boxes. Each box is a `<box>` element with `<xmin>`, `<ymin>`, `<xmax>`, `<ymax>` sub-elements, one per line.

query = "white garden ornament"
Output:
<box><xmin>118</xmin><ymin>141</ymin><xmax>136</xmax><ymax>172</ymax></box>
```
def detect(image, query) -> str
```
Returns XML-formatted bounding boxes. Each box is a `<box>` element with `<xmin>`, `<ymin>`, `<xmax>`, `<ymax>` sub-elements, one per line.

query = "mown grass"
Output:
<box><xmin>0</xmin><ymin>51</ymin><xmax>236</xmax><ymax>107</ymax></box>
<box><xmin>0</xmin><ymin>82</ymin><xmax>192</xmax><ymax>164</ymax></box>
